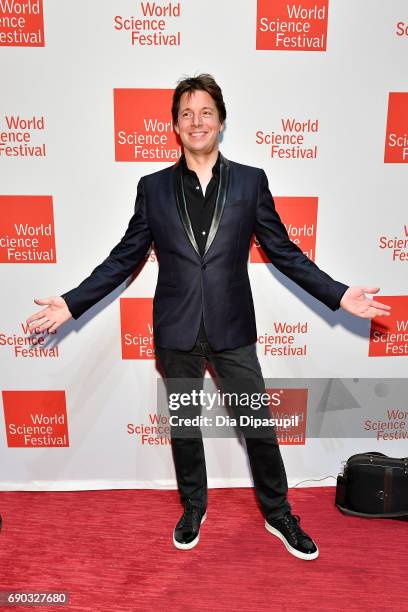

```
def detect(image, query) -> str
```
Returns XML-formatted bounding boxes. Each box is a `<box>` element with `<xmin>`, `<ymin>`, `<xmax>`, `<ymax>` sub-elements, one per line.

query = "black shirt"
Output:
<box><xmin>180</xmin><ymin>153</ymin><xmax>220</xmax><ymax>257</ymax></box>
<box><xmin>180</xmin><ymin>153</ymin><xmax>220</xmax><ymax>343</ymax></box>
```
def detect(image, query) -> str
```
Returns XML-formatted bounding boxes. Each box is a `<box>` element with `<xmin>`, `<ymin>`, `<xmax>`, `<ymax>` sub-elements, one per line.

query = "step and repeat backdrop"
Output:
<box><xmin>1</xmin><ymin>0</ymin><xmax>407</xmax><ymax>491</ymax></box>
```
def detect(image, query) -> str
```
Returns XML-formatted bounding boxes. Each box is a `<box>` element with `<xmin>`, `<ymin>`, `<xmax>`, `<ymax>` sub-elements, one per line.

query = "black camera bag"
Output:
<box><xmin>335</xmin><ymin>452</ymin><xmax>408</xmax><ymax>518</ymax></box>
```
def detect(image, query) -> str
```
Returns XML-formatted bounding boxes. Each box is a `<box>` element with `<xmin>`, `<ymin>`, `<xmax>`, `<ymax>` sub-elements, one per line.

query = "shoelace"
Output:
<box><xmin>281</xmin><ymin>513</ymin><xmax>306</xmax><ymax>542</ymax></box>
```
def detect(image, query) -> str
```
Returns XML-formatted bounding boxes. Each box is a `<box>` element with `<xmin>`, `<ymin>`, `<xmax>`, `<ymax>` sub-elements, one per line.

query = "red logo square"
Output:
<box><xmin>113</xmin><ymin>89</ymin><xmax>180</xmax><ymax>162</ymax></box>
<box><xmin>2</xmin><ymin>390</ymin><xmax>69</xmax><ymax>447</ymax></box>
<box><xmin>251</xmin><ymin>196</ymin><xmax>318</xmax><ymax>263</ymax></box>
<box><xmin>256</xmin><ymin>0</ymin><xmax>329</xmax><ymax>51</ymax></box>
<box><xmin>384</xmin><ymin>93</ymin><xmax>408</xmax><ymax>163</ymax></box>
<box><xmin>0</xmin><ymin>195</ymin><xmax>56</xmax><ymax>263</ymax></box>
<box><xmin>120</xmin><ymin>297</ymin><xmax>155</xmax><ymax>359</ymax></box>
<box><xmin>267</xmin><ymin>388</ymin><xmax>307</xmax><ymax>444</ymax></box>
<box><xmin>0</xmin><ymin>0</ymin><xmax>45</xmax><ymax>47</ymax></box>
<box><xmin>369</xmin><ymin>296</ymin><xmax>408</xmax><ymax>357</ymax></box>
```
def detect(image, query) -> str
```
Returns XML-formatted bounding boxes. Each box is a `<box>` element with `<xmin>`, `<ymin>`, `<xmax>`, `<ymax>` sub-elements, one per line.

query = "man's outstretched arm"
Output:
<box><xmin>254</xmin><ymin>170</ymin><xmax>390</xmax><ymax>319</ymax></box>
<box><xmin>26</xmin><ymin>178</ymin><xmax>153</xmax><ymax>333</ymax></box>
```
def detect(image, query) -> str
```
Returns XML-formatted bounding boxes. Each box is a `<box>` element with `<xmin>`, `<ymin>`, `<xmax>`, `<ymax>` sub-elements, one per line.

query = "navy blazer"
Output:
<box><xmin>62</xmin><ymin>154</ymin><xmax>348</xmax><ymax>351</ymax></box>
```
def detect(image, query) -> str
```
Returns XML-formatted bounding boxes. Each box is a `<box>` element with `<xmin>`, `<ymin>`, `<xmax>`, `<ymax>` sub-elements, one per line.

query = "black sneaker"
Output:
<box><xmin>173</xmin><ymin>500</ymin><xmax>207</xmax><ymax>550</ymax></box>
<box><xmin>265</xmin><ymin>512</ymin><xmax>319</xmax><ymax>560</ymax></box>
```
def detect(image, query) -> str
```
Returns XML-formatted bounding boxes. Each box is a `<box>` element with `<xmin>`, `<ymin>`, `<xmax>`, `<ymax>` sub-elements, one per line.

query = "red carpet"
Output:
<box><xmin>0</xmin><ymin>487</ymin><xmax>406</xmax><ymax>611</ymax></box>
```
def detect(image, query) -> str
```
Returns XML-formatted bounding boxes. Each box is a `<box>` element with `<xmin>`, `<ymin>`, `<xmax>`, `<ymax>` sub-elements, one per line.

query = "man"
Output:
<box><xmin>27</xmin><ymin>74</ymin><xmax>390</xmax><ymax>560</ymax></box>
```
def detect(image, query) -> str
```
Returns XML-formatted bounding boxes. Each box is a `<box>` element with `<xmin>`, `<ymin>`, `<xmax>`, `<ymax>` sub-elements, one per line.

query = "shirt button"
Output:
<box><xmin>201</xmin><ymin>231</ymin><xmax>206</xmax><ymax>235</ymax></box>
<box><xmin>195</xmin><ymin>185</ymin><xmax>200</xmax><ymax>190</ymax></box>
<box><xmin>202</xmin><ymin>264</ymin><xmax>207</xmax><ymax>270</ymax></box>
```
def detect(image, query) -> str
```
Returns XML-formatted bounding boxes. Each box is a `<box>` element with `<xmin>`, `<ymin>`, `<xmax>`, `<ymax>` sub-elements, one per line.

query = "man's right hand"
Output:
<box><xmin>26</xmin><ymin>296</ymin><xmax>73</xmax><ymax>333</ymax></box>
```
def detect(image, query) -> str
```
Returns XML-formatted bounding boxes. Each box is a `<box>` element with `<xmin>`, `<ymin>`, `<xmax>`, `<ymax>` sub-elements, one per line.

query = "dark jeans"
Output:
<box><xmin>155</xmin><ymin>337</ymin><xmax>291</xmax><ymax>520</ymax></box>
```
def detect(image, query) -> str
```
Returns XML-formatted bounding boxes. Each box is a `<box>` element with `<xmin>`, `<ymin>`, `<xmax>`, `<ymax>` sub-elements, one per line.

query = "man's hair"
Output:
<box><xmin>171</xmin><ymin>74</ymin><xmax>227</xmax><ymax>125</ymax></box>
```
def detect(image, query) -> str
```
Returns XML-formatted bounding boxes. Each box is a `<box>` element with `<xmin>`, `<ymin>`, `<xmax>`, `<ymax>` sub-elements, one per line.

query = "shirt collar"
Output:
<box><xmin>180</xmin><ymin>152</ymin><xmax>221</xmax><ymax>178</ymax></box>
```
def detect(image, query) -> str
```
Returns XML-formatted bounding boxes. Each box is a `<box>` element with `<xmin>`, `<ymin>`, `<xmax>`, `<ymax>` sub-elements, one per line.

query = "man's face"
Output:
<box><xmin>174</xmin><ymin>89</ymin><xmax>224</xmax><ymax>155</ymax></box>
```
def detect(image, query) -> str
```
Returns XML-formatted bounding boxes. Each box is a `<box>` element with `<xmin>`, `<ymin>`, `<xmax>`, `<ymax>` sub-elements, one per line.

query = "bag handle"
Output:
<box><xmin>348</xmin><ymin>452</ymin><xmax>408</xmax><ymax>462</ymax></box>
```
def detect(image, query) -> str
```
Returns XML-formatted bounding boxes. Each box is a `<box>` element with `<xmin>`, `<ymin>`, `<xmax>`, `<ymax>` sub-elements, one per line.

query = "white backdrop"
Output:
<box><xmin>1</xmin><ymin>0</ymin><xmax>407</xmax><ymax>491</ymax></box>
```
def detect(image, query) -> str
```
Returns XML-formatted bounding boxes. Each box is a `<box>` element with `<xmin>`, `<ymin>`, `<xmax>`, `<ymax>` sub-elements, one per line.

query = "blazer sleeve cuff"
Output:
<box><xmin>60</xmin><ymin>291</ymin><xmax>83</xmax><ymax>320</ymax></box>
<box><xmin>331</xmin><ymin>283</ymin><xmax>349</xmax><ymax>311</ymax></box>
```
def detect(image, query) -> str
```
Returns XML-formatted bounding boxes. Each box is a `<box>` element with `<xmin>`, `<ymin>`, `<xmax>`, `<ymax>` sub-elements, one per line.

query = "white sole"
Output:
<box><xmin>173</xmin><ymin>512</ymin><xmax>207</xmax><ymax>550</ymax></box>
<box><xmin>265</xmin><ymin>520</ymin><xmax>319</xmax><ymax>560</ymax></box>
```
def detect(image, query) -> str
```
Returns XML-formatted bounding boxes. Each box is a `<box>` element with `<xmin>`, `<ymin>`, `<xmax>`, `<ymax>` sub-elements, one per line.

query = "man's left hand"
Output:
<box><xmin>340</xmin><ymin>286</ymin><xmax>391</xmax><ymax>319</ymax></box>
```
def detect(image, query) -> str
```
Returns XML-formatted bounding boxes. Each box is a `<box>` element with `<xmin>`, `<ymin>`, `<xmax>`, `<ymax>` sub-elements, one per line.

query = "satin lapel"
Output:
<box><xmin>173</xmin><ymin>162</ymin><xmax>201</xmax><ymax>257</ymax></box>
<box><xmin>203</xmin><ymin>153</ymin><xmax>230</xmax><ymax>257</ymax></box>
